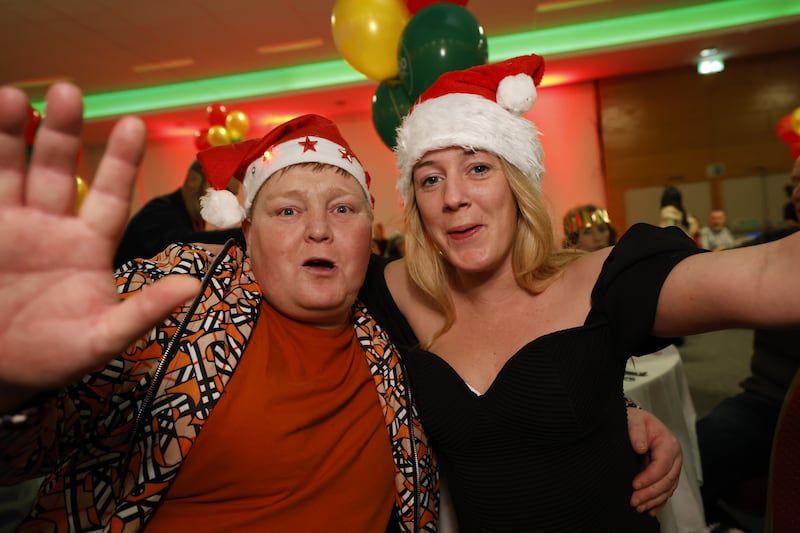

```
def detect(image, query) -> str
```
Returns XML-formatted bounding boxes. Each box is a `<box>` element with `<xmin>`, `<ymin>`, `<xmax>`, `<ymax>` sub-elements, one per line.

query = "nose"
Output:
<box><xmin>442</xmin><ymin>174</ymin><xmax>469</xmax><ymax>211</ymax></box>
<box><xmin>306</xmin><ymin>210</ymin><xmax>332</xmax><ymax>242</ymax></box>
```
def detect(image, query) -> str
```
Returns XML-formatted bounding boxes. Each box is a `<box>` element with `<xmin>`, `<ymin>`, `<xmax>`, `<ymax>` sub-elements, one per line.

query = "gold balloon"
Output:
<box><xmin>75</xmin><ymin>176</ymin><xmax>88</xmax><ymax>213</ymax></box>
<box><xmin>331</xmin><ymin>0</ymin><xmax>410</xmax><ymax>81</ymax></box>
<box><xmin>791</xmin><ymin>106</ymin><xmax>800</xmax><ymax>136</ymax></box>
<box><xmin>207</xmin><ymin>125</ymin><xmax>231</xmax><ymax>147</ymax></box>
<box><xmin>227</xmin><ymin>129</ymin><xmax>243</xmax><ymax>143</ymax></box>
<box><xmin>225</xmin><ymin>110</ymin><xmax>250</xmax><ymax>139</ymax></box>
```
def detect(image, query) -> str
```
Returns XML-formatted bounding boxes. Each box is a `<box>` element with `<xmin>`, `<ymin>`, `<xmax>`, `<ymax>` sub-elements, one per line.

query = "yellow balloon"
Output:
<box><xmin>75</xmin><ymin>176</ymin><xmax>88</xmax><ymax>213</ymax></box>
<box><xmin>228</xmin><ymin>128</ymin><xmax>243</xmax><ymax>143</ymax></box>
<box><xmin>791</xmin><ymin>106</ymin><xmax>800</xmax><ymax>135</ymax></box>
<box><xmin>331</xmin><ymin>0</ymin><xmax>410</xmax><ymax>81</ymax></box>
<box><xmin>225</xmin><ymin>110</ymin><xmax>250</xmax><ymax>139</ymax></box>
<box><xmin>207</xmin><ymin>125</ymin><xmax>230</xmax><ymax>147</ymax></box>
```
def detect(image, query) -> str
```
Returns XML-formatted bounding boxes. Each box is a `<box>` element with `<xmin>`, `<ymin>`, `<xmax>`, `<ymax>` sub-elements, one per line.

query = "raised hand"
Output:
<box><xmin>0</xmin><ymin>83</ymin><xmax>200</xmax><ymax>412</ymax></box>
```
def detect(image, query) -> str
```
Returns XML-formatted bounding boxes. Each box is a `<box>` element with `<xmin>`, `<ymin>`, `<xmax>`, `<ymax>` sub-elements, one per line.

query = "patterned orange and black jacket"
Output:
<box><xmin>1</xmin><ymin>242</ymin><xmax>438</xmax><ymax>532</ymax></box>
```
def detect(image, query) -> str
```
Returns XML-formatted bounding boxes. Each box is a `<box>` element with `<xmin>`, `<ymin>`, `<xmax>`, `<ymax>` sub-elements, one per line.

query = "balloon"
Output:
<box><xmin>194</xmin><ymin>128</ymin><xmax>212</xmax><ymax>151</ymax></box>
<box><xmin>777</xmin><ymin>115</ymin><xmax>800</xmax><ymax>144</ymax></box>
<box><xmin>331</xmin><ymin>0</ymin><xmax>410</xmax><ymax>81</ymax></box>
<box><xmin>227</xmin><ymin>128</ymin><xmax>243</xmax><ymax>144</ymax></box>
<box><xmin>406</xmin><ymin>0</ymin><xmax>468</xmax><ymax>14</ymax></box>
<box><xmin>398</xmin><ymin>3</ymin><xmax>488</xmax><ymax>101</ymax></box>
<box><xmin>791</xmin><ymin>141</ymin><xmax>800</xmax><ymax>160</ymax></box>
<box><xmin>791</xmin><ymin>107</ymin><xmax>800</xmax><ymax>136</ymax></box>
<box><xmin>75</xmin><ymin>176</ymin><xmax>88</xmax><ymax>213</ymax></box>
<box><xmin>372</xmin><ymin>78</ymin><xmax>414</xmax><ymax>149</ymax></box>
<box><xmin>225</xmin><ymin>110</ymin><xmax>250</xmax><ymax>139</ymax></box>
<box><xmin>24</xmin><ymin>105</ymin><xmax>41</xmax><ymax>145</ymax></box>
<box><xmin>206</xmin><ymin>102</ymin><xmax>228</xmax><ymax>126</ymax></box>
<box><xmin>207</xmin><ymin>125</ymin><xmax>231</xmax><ymax>147</ymax></box>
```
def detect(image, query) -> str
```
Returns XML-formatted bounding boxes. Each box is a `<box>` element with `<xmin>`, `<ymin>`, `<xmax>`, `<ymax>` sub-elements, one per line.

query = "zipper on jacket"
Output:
<box><xmin>116</xmin><ymin>239</ymin><xmax>238</xmax><ymax>495</ymax></box>
<box><xmin>400</xmin><ymin>358</ymin><xmax>421</xmax><ymax>533</ymax></box>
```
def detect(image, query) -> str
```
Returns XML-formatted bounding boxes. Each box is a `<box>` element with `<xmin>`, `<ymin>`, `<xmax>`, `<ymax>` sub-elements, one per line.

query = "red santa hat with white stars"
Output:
<box><xmin>197</xmin><ymin>114</ymin><xmax>371</xmax><ymax>228</ymax></box>
<box><xmin>394</xmin><ymin>53</ymin><xmax>546</xmax><ymax>202</ymax></box>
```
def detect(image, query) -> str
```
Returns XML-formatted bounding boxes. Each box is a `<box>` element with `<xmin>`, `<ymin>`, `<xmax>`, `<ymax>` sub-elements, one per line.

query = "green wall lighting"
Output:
<box><xmin>32</xmin><ymin>0</ymin><xmax>800</xmax><ymax>119</ymax></box>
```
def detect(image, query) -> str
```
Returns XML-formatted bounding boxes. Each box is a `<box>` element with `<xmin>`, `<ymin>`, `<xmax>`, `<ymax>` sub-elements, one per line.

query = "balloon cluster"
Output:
<box><xmin>331</xmin><ymin>0</ymin><xmax>487</xmax><ymax>149</ymax></box>
<box><xmin>777</xmin><ymin>107</ymin><xmax>800</xmax><ymax>159</ymax></box>
<box><xmin>194</xmin><ymin>103</ymin><xmax>251</xmax><ymax>151</ymax></box>
<box><xmin>23</xmin><ymin>103</ymin><xmax>43</xmax><ymax>162</ymax></box>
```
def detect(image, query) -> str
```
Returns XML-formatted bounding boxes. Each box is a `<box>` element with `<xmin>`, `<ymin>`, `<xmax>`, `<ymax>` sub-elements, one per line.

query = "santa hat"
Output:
<box><xmin>197</xmin><ymin>114</ymin><xmax>371</xmax><ymax>228</ymax></box>
<box><xmin>395</xmin><ymin>53</ymin><xmax>546</xmax><ymax>201</ymax></box>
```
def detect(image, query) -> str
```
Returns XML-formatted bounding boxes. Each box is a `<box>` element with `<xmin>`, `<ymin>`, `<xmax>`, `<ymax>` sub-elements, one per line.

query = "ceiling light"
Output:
<box><xmin>698</xmin><ymin>57</ymin><xmax>725</xmax><ymax>74</ymax></box>
<box><xmin>257</xmin><ymin>38</ymin><xmax>324</xmax><ymax>55</ymax></box>
<box><xmin>536</xmin><ymin>0</ymin><xmax>609</xmax><ymax>13</ymax></box>
<box><xmin>132</xmin><ymin>58</ymin><xmax>195</xmax><ymax>73</ymax></box>
<box><xmin>697</xmin><ymin>48</ymin><xmax>724</xmax><ymax>74</ymax></box>
<box><xmin>13</xmin><ymin>76</ymin><xmax>72</xmax><ymax>89</ymax></box>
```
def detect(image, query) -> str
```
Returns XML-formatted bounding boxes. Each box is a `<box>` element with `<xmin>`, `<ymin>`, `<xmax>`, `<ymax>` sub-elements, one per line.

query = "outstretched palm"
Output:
<box><xmin>0</xmin><ymin>83</ymin><xmax>199</xmax><ymax>411</ymax></box>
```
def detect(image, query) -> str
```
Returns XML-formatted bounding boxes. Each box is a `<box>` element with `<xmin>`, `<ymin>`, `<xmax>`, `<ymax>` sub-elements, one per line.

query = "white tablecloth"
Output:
<box><xmin>625</xmin><ymin>345</ymin><xmax>706</xmax><ymax>533</ymax></box>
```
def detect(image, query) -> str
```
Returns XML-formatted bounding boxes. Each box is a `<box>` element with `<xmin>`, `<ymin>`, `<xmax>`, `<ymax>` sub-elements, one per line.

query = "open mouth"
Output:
<box><xmin>449</xmin><ymin>225</ymin><xmax>479</xmax><ymax>238</ymax></box>
<box><xmin>303</xmin><ymin>259</ymin><xmax>335</xmax><ymax>269</ymax></box>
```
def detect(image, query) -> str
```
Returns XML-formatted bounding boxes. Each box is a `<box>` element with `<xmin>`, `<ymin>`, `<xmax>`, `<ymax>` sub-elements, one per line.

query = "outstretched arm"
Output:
<box><xmin>626</xmin><ymin>407</ymin><xmax>682</xmax><ymax>515</ymax></box>
<box><xmin>0</xmin><ymin>83</ymin><xmax>199</xmax><ymax>413</ymax></box>
<box><xmin>654</xmin><ymin>232</ymin><xmax>800</xmax><ymax>337</ymax></box>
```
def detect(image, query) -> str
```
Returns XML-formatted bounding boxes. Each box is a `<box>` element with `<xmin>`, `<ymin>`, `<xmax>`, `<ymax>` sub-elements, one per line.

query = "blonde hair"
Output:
<box><xmin>404</xmin><ymin>158</ymin><xmax>580</xmax><ymax>346</ymax></box>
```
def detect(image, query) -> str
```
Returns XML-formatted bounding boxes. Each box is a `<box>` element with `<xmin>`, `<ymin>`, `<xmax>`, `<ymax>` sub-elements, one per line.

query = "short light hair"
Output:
<box><xmin>404</xmin><ymin>157</ymin><xmax>579</xmax><ymax>346</ymax></box>
<box><xmin>250</xmin><ymin>162</ymin><xmax>373</xmax><ymax>221</ymax></box>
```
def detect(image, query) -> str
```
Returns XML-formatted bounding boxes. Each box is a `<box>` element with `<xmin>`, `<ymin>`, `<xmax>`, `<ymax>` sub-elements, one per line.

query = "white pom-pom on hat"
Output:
<box><xmin>199</xmin><ymin>188</ymin><xmax>246</xmax><ymax>229</ymax></box>
<box><xmin>496</xmin><ymin>73</ymin><xmax>537</xmax><ymax>115</ymax></box>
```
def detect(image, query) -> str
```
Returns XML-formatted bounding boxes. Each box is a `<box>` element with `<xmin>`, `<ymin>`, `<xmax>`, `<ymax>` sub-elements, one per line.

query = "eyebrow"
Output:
<box><xmin>413</xmin><ymin>148</ymin><xmax>486</xmax><ymax>172</ymax></box>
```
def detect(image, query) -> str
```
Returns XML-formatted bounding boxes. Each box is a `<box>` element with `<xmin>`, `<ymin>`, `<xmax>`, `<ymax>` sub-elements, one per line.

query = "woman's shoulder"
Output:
<box><xmin>556</xmin><ymin>247</ymin><xmax>612</xmax><ymax>299</ymax></box>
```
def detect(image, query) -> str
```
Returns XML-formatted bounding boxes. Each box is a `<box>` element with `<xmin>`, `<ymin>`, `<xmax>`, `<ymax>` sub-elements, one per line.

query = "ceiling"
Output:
<box><xmin>3</xmin><ymin>0</ymin><xmax>800</xmax><ymax>144</ymax></box>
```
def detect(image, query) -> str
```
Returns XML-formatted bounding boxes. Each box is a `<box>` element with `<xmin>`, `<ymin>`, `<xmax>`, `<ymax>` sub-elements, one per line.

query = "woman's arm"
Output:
<box><xmin>655</xmin><ymin>231</ymin><xmax>800</xmax><ymax>337</ymax></box>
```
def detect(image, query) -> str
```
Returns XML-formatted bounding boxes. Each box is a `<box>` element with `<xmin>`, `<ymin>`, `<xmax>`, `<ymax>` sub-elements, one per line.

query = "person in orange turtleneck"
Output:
<box><xmin>0</xmin><ymin>81</ymin><xmax>682</xmax><ymax>532</ymax></box>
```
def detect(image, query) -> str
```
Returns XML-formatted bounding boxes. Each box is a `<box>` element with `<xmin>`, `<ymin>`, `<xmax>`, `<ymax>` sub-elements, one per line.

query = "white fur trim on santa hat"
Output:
<box><xmin>394</xmin><ymin>93</ymin><xmax>544</xmax><ymax>201</ymax></box>
<box><xmin>242</xmin><ymin>135</ymin><xmax>369</xmax><ymax>214</ymax></box>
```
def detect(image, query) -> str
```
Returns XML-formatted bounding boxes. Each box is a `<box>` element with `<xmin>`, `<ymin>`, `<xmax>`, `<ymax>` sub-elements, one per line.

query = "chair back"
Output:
<box><xmin>765</xmin><ymin>369</ymin><xmax>800</xmax><ymax>532</ymax></box>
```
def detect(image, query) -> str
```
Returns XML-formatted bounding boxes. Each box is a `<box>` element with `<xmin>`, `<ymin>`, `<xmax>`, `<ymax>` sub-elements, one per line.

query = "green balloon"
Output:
<box><xmin>371</xmin><ymin>78</ymin><xmax>413</xmax><ymax>150</ymax></box>
<box><xmin>398</xmin><ymin>4</ymin><xmax>488</xmax><ymax>101</ymax></box>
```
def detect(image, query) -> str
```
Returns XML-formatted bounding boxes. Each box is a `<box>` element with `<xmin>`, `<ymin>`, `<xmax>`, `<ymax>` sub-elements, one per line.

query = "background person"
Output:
<box><xmin>699</xmin><ymin>210</ymin><xmax>735</xmax><ymax>251</ymax></box>
<box><xmin>562</xmin><ymin>203</ymin><xmax>617</xmax><ymax>251</ymax></box>
<box><xmin>113</xmin><ymin>158</ymin><xmax>245</xmax><ymax>268</ymax></box>
<box><xmin>660</xmin><ymin>184</ymin><xmax>700</xmax><ymax>244</ymax></box>
<box><xmin>782</xmin><ymin>183</ymin><xmax>798</xmax><ymax>227</ymax></box>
